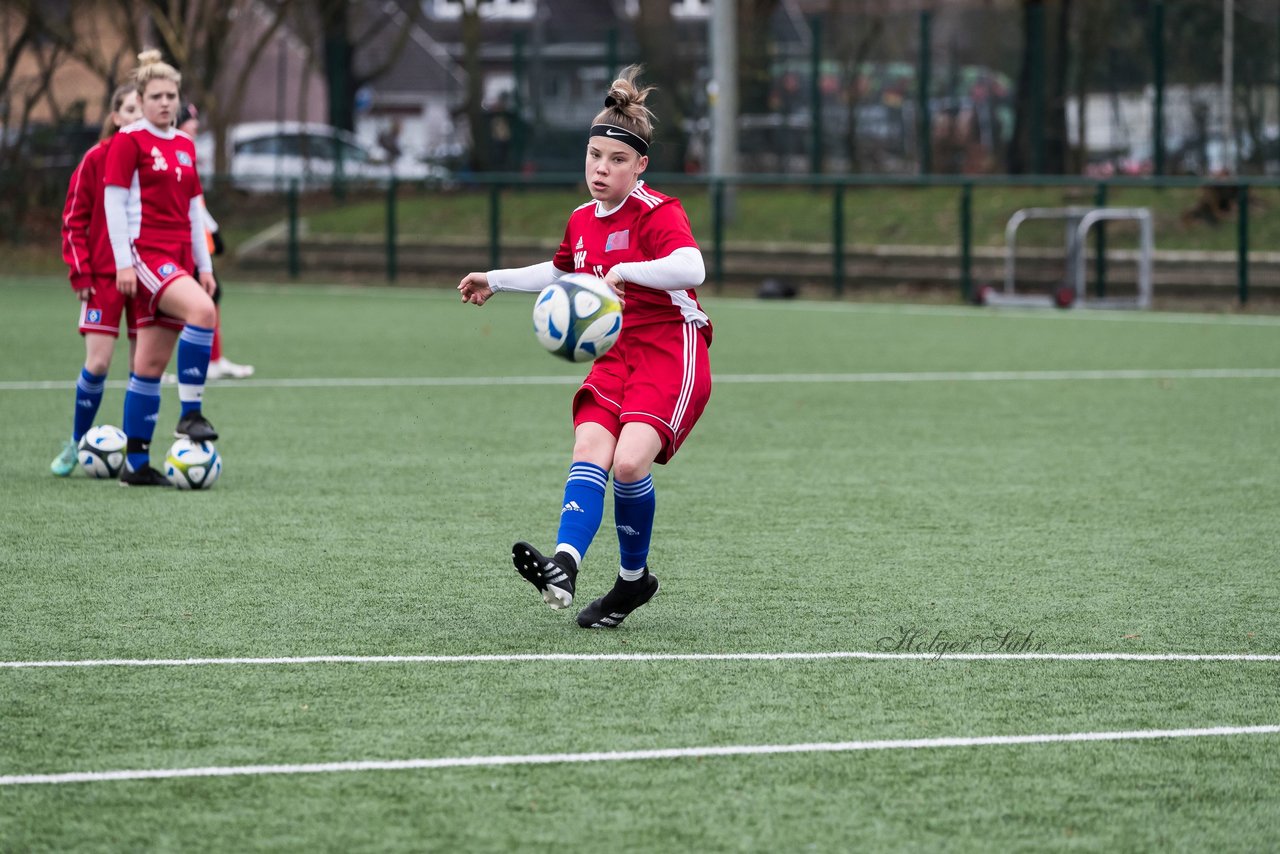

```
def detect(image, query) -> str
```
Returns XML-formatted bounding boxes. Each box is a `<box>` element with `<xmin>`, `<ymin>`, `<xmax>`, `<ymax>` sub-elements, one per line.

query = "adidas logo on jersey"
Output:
<box><xmin>573</xmin><ymin>236</ymin><xmax>586</xmax><ymax>269</ymax></box>
<box><xmin>150</xmin><ymin>146</ymin><xmax>168</xmax><ymax>171</ymax></box>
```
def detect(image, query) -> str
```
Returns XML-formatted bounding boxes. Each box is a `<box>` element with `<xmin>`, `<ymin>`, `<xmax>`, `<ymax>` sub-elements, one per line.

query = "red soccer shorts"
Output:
<box><xmin>78</xmin><ymin>274</ymin><xmax>137</xmax><ymax>338</ymax></box>
<box><xmin>131</xmin><ymin>242</ymin><xmax>192</xmax><ymax>330</ymax></box>
<box><xmin>574</xmin><ymin>320</ymin><xmax>712</xmax><ymax>464</ymax></box>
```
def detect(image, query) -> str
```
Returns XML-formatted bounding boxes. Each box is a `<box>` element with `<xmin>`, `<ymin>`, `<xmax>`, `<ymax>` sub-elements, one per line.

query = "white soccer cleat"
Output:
<box><xmin>207</xmin><ymin>357</ymin><xmax>255</xmax><ymax>380</ymax></box>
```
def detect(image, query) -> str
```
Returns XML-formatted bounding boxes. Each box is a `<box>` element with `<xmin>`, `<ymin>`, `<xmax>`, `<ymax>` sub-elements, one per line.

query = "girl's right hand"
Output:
<box><xmin>458</xmin><ymin>272</ymin><xmax>493</xmax><ymax>306</ymax></box>
<box><xmin>116</xmin><ymin>267</ymin><xmax>137</xmax><ymax>297</ymax></box>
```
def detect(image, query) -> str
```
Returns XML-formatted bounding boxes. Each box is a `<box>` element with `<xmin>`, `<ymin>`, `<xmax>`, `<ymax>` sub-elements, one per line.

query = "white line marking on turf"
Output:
<box><xmin>5</xmin><ymin>651</ymin><xmax>1280</xmax><ymax>669</ymax></box>
<box><xmin>3</xmin><ymin>367</ymin><xmax>1279</xmax><ymax>392</ymax></box>
<box><xmin>3</xmin><ymin>725</ymin><xmax>1276</xmax><ymax>786</ymax></box>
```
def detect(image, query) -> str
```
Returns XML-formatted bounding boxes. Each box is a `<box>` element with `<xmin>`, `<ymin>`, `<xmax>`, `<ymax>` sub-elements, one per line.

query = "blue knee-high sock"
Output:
<box><xmin>72</xmin><ymin>368</ymin><xmax>107</xmax><ymax>442</ymax></box>
<box><xmin>122</xmin><ymin>373</ymin><xmax>162</xmax><ymax>471</ymax></box>
<box><xmin>614</xmin><ymin>475</ymin><xmax>655</xmax><ymax>579</ymax></box>
<box><xmin>176</xmin><ymin>324</ymin><xmax>214</xmax><ymax>416</ymax></box>
<box><xmin>554</xmin><ymin>461</ymin><xmax>608</xmax><ymax>569</ymax></box>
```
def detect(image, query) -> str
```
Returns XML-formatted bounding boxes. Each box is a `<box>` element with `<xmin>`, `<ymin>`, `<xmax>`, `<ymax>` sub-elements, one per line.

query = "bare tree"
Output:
<box><xmin>309</xmin><ymin>0</ymin><xmax>423</xmax><ymax>133</ymax></box>
<box><xmin>25</xmin><ymin>0</ymin><xmax>296</xmax><ymax>177</ymax></box>
<box><xmin>1007</xmin><ymin>0</ymin><xmax>1069</xmax><ymax>174</ymax></box>
<box><xmin>0</xmin><ymin>2</ymin><xmax>76</xmax><ymax>237</ymax></box>
<box><xmin>633</xmin><ymin>0</ymin><xmax>698</xmax><ymax>172</ymax></box>
<box><xmin>738</xmin><ymin>0</ymin><xmax>780</xmax><ymax>115</ymax></box>
<box><xmin>13</xmin><ymin>0</ymin><xmax>140</xmax><ymax>120</ymax></box>
<box><xmin>142</xmin><ymin>0</ymin><xmax>297</xmax><ymax>177</ymax></box>
<box><xmin>829</xmin><ymin>0</ymin><xmax>886</xmax><ymax>173</ymax></box>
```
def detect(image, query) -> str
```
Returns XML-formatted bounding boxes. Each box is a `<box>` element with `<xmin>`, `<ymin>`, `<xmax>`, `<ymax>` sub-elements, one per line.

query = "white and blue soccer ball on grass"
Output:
<box><xmin>78</xmin><ymin>424</ymin><xmax>127</xmax><ymax>479</ymax></box>
<box><xmin>164</xmin><ymin>438</ymin><xmax>222</xmax><ymax>490</ymax></box>
<box><xmin>532</xmin><ymin>273</ymin><xmax>623</xmax><ymax>362</ymax></box>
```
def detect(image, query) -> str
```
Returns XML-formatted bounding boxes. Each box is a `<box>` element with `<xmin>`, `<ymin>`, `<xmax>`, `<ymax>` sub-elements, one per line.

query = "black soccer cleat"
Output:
<box><xmin>174</xmin><ymin>410</ymin><xmax>219</xmax><ymax>442</ymax></box>
<box><xmin>576</xmin><ymin>571</ymin><xmax>660</xmax><ymax>629</ymax></box>
<box><xmin>512</xmin><ymin>541</ymin><xmax>577</xmax><ymax>610</ymax></box>
<box><xmin>119</xmin><ymin>463</ymin><xmax>173</xmax><ymax>487</ymax></box>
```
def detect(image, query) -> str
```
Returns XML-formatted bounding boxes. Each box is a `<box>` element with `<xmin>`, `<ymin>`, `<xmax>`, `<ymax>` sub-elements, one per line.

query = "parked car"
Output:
<box><xmin>195</xmin><ymin>122</ymin><xmax>450</xmax><ymax>191</ymax></box>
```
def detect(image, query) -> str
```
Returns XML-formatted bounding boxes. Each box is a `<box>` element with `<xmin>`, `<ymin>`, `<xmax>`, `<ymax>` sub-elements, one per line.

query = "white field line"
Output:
<box><xmin>3</xmin><ymin>725</ymin><xmax>1277</xmax><ymax>786</ymax></box>
<box><xmin>3</xmin><ymin>367</ymin><xmax>1280</xmax><ymax>392</ymax></box>
<box><xmin>4</xmin><ymin>650</ymin><xmax>1280</xmax><ymax>669</ymax></box>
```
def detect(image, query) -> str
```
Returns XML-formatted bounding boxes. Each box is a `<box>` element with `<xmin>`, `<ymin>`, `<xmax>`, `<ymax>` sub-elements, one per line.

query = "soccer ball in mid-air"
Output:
<box><xmin>532</xmin><ymin>273</ymin><xmax>623</xmax><ymax>362</ymax></box>
<box><xmin>164</xmin><ymin>438</ymin><xmax>222</xmax><ymax>490</ymax></box>
<box><xmin>78</xmin><ymin>425</ymin><xmax>127</xmax><ymax>479</ymax></box>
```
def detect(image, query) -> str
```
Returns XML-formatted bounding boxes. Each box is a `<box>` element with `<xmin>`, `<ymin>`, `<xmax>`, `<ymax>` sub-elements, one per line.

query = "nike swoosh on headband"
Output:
<box><xmin>589</xmin><ymin>123</ymin><xmax>648</xmax><ymax>155</ymax></box>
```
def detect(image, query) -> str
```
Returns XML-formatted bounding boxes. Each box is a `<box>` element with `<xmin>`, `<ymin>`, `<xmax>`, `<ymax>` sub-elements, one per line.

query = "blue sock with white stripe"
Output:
<box><xmin>614</xmin><ymin>475</ymin><xmax>655</xmax><ymax>579</ymax></box>
<box><xmin>554</xmin><ymin>461</ymin><xmax>608</xmax><ymax>569</ymax></box>
<box><xmin>122</xmin><ymin>373</ymin><xmax>162</xmax><ymax>471</ymax></box>
<box><xmin>176</xmin><ymin>323</ymin><xmax>214</xmax><ymax>416</ymax></box>
<box><xmin>72</xmin><ymin>367</ymin><xmax>107</xmax><ymax>442</ymax></box>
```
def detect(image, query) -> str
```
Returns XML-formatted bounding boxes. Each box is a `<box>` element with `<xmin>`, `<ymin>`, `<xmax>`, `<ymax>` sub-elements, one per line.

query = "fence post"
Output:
<box><xmin>488</xmin><ymin>182</ymin><xmax>501</xmax><ymax>271</ymax></box>
<box><xmin>833</xmin><ymin>183</ymin><xmax>845</xmax><ymax>296</ymax></box>
<box><xmin>809</xmin><ymin>15</ymin><xmax>823</xmax><ymax>176</ymax></box>
<box><xmin>1030</xmin><ymin>1</ymin><xmax>1045</xmax><ymax>174</ymax></box>
<box><xmin>386</xmin><ymin>175</ymin><xmax>398</xmax><ymax>283</ymax></box>
<box><xmin>286</xmin><ymin>179</ymin><xmax>300</xmax><ymax>279</ymax></box>
<box><xmin>917</xmin><ymin>10</ymin><xmax>932</xmax><ymax>175</ymax></box>
<box><xmin>959</xmin><ymin>182</ymin><xmax>972</xmax><ymax>302</ymax></box>
<box><xmin>1151</xmin><ymin>0</ymin><xmax>1166</xmax><ymax>175</ymax></box>
<box><xmin>1237</xmin><ymin>183</ymin><xmax>1249</xmax><ymax>305</ymax></box>
<box><xmin>1094</xmin><ymin>183</ymin><xmax>1108</xmax><ymax>297</ymax></box>
<box><xmin>712</xmin><ymin>179</ymin><xmax>725</xmax><ymax>292</ymax></box>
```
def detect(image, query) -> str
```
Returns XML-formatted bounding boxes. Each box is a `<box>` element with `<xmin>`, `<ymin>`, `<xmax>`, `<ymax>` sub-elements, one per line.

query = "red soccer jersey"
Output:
<box><xmin>61</xmin><ymin>140</ymin><xmax>114</xmax><ymax>288</ymax></box>
<box><xmin>103</xmin><ymin>119</ymin><xmax>203</xmax><ymax>248</ymax></box>
<box><xmin>552</xmin><ymin>181</ymin><xmax>709</xmax><ymax>332</ymax></box>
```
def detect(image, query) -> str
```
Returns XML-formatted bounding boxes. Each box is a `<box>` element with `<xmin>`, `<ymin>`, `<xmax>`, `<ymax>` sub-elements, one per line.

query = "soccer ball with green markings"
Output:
<box><xmin>532</xmin><ymin>273</ymin><xmax>623</xmax><ymax>363</ymax></box>
<box><xmin>164</xmin><ymin>438</ymin><xmax>222</xmax><ymax>490</ymax></box>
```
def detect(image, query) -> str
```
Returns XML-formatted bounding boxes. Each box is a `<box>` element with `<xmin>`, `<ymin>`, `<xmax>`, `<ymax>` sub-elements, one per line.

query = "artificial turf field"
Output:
<box><xmin>1</xmin><ymin>276</ymin><xmax>1278</xmax><ymax>851</ymax></box>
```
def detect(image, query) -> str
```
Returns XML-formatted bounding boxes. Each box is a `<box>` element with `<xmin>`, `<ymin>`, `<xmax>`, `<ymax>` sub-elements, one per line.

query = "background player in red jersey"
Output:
<box><xmin>50</xmin><ymin>84</ymin><xmax>142</xmax><ymax>476</ymax></box>
<box><xmin>176</xmin><ymin>102</ymin><xmax>255</xmax><ymax>382</ymax></box>
<box><xmin>104</xmin><ymin>50</ymin><xmax>220</xmax><ymax>487</ymax></box>
<box><xmin>458</xmin><ymin>66</ymin><xmax>711</xmax><ymax>629</ymax></box>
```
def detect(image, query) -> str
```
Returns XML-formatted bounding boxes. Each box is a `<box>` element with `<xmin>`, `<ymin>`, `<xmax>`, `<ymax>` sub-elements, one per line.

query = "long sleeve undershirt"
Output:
<box><xmin>103</xmin><ymin>184</ymin><xmax>133</xmax><ymax>270</ymax></box>
<box><xmin>488</xmin><ymin>247</ymin><xmax>704</xmax><ymax>294</ymax></box>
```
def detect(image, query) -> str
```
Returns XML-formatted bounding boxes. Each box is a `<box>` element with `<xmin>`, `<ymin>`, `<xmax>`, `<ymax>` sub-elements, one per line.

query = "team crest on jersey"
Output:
<box><xmin>87</xmin><ymin>309</ymin><xmax>101</xmax><ymax>323</ymax></box>
<box><xmin>158</xmin><ymin>263</ymin><xmax>177</xmax><ymax>277</ymax></box>
<box><xmin>605</xmin><ymin>229</ymin><xmax>630</xmax><ymax>252</ymax></box>
<box><xmin>177</xmin><ymin>151</ymin><xmax>193</xmax><ymax>166</ymax></box>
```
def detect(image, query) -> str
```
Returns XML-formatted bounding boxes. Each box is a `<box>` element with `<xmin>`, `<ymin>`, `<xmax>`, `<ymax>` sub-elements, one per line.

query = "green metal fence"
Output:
<box><xmin>279</xmin><ymin>171</ymin><xmax>1280</xmax><ymax>306</ymax></box>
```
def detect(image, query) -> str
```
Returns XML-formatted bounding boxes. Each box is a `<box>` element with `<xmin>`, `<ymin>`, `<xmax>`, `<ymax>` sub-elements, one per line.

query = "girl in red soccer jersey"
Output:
<box><xmin>50</xmin><ymin>84</ymin><xmax>142</xmax><ymax>476</ymax></box>
<box><xmin>104</xmin><ymin>50</ymin><xmax>220</xmax><ymax>486</ymax></box>
<box><xmin>176</xmin><ymin>102</ymin><xmax>255</xmax><ymax>381</ymax></box>
<box><xmin>458</xmin><ymin>67</ymin><xmax>711</xmax><ymax>628</ymax></box>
